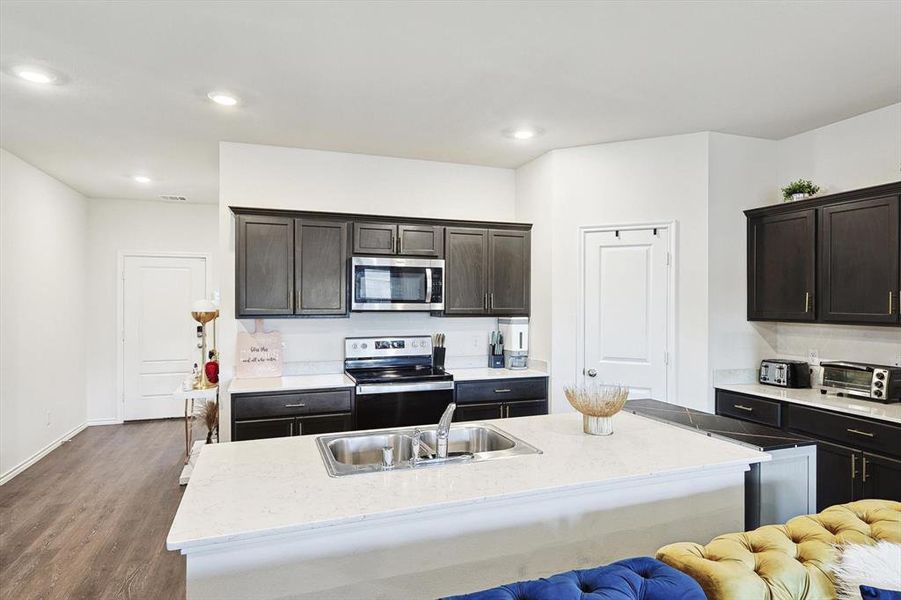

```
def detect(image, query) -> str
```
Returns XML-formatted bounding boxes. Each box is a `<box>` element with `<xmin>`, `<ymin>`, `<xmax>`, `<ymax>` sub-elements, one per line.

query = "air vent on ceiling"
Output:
<box><xmin>159</xmin><ymin>194</ymin><xmax>188</xmax><ymax>202</ymax></box>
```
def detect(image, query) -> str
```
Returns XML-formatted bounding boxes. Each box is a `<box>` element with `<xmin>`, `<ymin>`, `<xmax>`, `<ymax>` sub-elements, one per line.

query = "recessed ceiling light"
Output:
<box><xmin>207</xmin><ymin>91</ymin><xmax>239</xmax><ymax>106</ymax></box>
<box><xmin>14</xmin><ymin>66</ymin><xmax>56</xmax><ymax>84</ymax></box>
<box><xmin>133</xmin><ymin>175</ymin><xmax>152</xmax><ymax>184</ymax></box>
<box><xmin>503</xmin><ymin>127</ymin><xmax>543</xmax><ymax>140</ymax></box>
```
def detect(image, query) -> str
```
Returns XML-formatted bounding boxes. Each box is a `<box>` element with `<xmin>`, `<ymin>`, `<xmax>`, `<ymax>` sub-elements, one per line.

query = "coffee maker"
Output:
<box><xmin>498</xmin><ymin>317</ymin><xmax>529</xmax><ymax>370</ymax></box>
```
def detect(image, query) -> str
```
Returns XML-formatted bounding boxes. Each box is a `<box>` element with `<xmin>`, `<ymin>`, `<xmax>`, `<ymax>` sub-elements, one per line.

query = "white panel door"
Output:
<box><xmin>123</xmin><ymin>255</ymin><xmax>207</xmax><ymax>420</ymax></box>
<box><xmin>583</xmin><ymin>228</ymin><xmax>669</xmax><ymax>399</ymax></box>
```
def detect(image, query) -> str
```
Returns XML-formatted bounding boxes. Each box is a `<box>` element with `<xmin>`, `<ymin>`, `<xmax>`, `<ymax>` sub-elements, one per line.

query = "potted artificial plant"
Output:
<box><xmin>781</xmin><ymin>179</ymin><xmax>820</xmax><ymax>202</ymax></box>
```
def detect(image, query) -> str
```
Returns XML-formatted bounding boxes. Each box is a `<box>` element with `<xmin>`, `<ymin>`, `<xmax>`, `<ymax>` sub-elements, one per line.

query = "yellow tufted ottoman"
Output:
<box><xmin>656</xmin><ymin>500</ymin><xmax>901</xmax><ymax>600</ymax></box>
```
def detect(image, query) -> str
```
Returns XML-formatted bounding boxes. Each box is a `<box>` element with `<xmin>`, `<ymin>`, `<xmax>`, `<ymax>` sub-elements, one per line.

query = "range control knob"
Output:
<box><xmin>352</xmin><ymin>343</ymin><xmax>358</xmax><ymax>350</ymax></box>
<box><xmin>361</xmin><ymin>342</ymin><xmax>368</xmax><ymax>349</ymax></box>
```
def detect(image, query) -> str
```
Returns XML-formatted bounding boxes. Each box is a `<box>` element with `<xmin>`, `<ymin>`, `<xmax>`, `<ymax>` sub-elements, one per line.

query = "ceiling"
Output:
<box><xmin>1</xmin><ymin>1</ymin><xmax>899</xmax><ymax>204</ymax></box>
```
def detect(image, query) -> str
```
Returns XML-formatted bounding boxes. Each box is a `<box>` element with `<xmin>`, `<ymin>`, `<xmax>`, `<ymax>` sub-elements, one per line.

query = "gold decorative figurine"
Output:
<box><xmin>191</xmin><ymin>300</ymin><xmax>219</xmax><ymax>390</ymax></box>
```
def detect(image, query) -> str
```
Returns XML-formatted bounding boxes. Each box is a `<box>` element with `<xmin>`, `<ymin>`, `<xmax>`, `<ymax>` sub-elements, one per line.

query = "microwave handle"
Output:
<box><xmin>822</xmin><ymin>362</ymin><xmax>873</xmax><ymax>372</ymax></box>
<box><xmin>425</xmin><ymin>268</ymin><xmax>433</xmax><ymax>302</ymax></box>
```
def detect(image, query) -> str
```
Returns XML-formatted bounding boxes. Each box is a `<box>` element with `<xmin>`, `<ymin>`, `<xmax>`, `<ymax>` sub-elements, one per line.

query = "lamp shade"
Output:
<box><xmin>192</xmin><ymin>299</ymin><xmax>217</xmax><ymax>312</ymax></box>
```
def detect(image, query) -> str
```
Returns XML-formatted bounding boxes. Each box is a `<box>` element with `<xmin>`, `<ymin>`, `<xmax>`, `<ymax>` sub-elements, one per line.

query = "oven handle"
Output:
<box><xmin>356</xmin><ymin>381</ymin><xmax>455</xmax><ymax>395</ymax></box>
<box><xmin>822</xmin><ymin>362</ymin><xmax>873</xmax><ymax>372</ymax></box>
<box><xmin>425</xmin><ymin>268</ymin><xmax>433</xmax><ymax>303</ymax></box>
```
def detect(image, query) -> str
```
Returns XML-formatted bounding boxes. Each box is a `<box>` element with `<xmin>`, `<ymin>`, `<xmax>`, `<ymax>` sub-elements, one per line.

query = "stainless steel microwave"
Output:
<box><xmin>351</xmin><ymin>257</ymin><xmax>444</xmax><ymax>311</ymax></box>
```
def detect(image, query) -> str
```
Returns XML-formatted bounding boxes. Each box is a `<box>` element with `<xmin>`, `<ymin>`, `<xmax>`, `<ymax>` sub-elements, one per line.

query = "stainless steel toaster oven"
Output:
<box><xmin>821</xmin><ymin>361</ymin><xmax>901</xmax><ymax>403</ymax></box>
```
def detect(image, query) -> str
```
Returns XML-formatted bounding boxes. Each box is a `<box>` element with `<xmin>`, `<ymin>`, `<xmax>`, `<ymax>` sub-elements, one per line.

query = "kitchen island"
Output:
<box><xmin>168</xmin><ymin>411</ymin><xmax>768</xmax><ymax>600</ymax></box>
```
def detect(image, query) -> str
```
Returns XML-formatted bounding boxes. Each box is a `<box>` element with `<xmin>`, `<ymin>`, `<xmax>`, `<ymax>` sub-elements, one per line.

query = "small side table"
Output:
<box><xmin>173</xmin><ymin>386</ymin><xmax>219</xmax><ymax>464</ymax></box>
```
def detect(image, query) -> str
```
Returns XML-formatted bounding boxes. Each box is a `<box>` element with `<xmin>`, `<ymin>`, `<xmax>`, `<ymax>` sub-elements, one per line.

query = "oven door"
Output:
<box><xmin>351</xmin><ymin>257</ymin><xmax>444</xmax><ymax>311</ymax></box>
<box><xmin>354</xmin><ymin>383</ymin><xmax>454</xmax><ymax>430</ymax></box>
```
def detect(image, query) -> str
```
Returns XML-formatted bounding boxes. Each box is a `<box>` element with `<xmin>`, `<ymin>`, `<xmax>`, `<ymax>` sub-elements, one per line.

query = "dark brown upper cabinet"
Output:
<box><xmin>745</xmin><ymin>181</ymin><xmax>901</xmax><ymax>327</ymax></box>
<box><xmin>747</xmin><ymin>209</ymin><xmax>817</xmax><ymax>322</ymax></box>
<box><xmin>353</xmin><ymin>222</ymin><xmax>396</xmax><ymax>255</ymax></box>
<box><xmin>445</xmin><ymin>227</ymin><xmax>530</xmax><ymax>316</ymax></box>
<box><xmin>488</xmin><ymin>229</ymin><xmax>530</xmax><ymax>315</ymax></box>
<box><xmin>353</xmin><ymin>222</ymin><xmax>444</xmax><ymax>257</ymax></box>
<box><xmin>445</xmin><ymin>227</ymin><xmax>490</xmax><ymax>315</ymax></box>
<box><xmin>235</xmin><ymin>214</ymin><xmax>295</xmax><ymax>317</ymax></box>
<box><xmin>295</xmin><ymin>219</ymin><xmax>349</xmax><ymax>316</ymax></box>
<box><xmin>820</xmin><ymin>196</ymin><xmax>899</xmax><ymax>324</ymax></box>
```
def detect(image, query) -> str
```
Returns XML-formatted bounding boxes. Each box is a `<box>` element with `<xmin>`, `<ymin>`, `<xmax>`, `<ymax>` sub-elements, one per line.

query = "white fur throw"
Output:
<box><xmin>834</xmin><ymin>542</ymin><xmax>901</xmax><ymax>600</ymax></box>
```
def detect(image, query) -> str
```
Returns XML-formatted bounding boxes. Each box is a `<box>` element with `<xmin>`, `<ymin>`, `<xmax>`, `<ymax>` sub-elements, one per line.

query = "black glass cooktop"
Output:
<box><xmin>345</xmin><ymin>365</ymin><xmax>452</xmax><ymax>385</ymax></box>
<box><xmin>625</xmin><ymin>398</ymin><xmax>816</xmax><ymax>451</ymax></box>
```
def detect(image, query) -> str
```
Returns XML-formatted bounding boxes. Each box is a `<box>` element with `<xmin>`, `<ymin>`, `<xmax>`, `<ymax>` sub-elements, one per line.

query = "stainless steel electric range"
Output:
<box><xmin>344</xmin><ymin>335</ymin><xmax>454</xmax><ymax>430</ymax></box>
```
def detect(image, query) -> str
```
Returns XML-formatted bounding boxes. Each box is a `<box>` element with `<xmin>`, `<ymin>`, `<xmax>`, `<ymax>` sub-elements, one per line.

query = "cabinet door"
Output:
<box><xmin>235</xmin><ymin>215</ymin><xmax>294</xmax><ymax>316</ymax></box>
<box><xmin>233</xmin><ymin>417</ymin><xmax>294</xmax><ymax>442</ymax></box>
<box><xmin>820</xmin><ymin>196</ymin><xmax>900</xmax><ymax>324</ymax></box>
<box><xmin>295</xmin><ymin>219</ymin><xmax>349</xmax><ymax>316</ymax></box>
<box><xmin>747</xmin><ymin>210</ymin><xmax>816</xmax><ymax>321</ymax></box>
<box><xmin>505</xmin><ymin>399</ymin><xmax>547</xmax><ymax>418</ymax></box>
<box><xmin>488</xmin><ymin>230</ymin><xmax>530</xmax><ymax>316</ymax></box>
<box><xmin>454</xmin><ymin>402</ymin><xmax>504</xmax><ymax>422</ymax></box>
<box><xmin>296</xmin><ymin>413</ymin><xmax>353</xmax><ymax>436</ymax></box>
<box><xmin>445</xmin><ymin>227</ymin><xmax>489</xmax><ymax>315</ymax></box>
<box><xmin>398</xmin><ymin>225</ymin><xmax>444</xmax><ymax>257</ymax></box>
<box><xmin>861</xmin><ymin>452</ymin><xmax>901</xmax><ymax>501</ymax></box>
<box><xmin>815</xmin><ymin>441</ymin><xmax>858</xmax><ymax>511</ymax></box>
<box><xmin>353</xmin><ymin>222</ymin><xmax>397</xmax><ymax>255</ymax></box>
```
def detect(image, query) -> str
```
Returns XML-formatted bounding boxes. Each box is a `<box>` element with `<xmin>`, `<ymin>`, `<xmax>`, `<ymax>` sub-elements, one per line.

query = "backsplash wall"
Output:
<box><xmin>775</xmin><ymin>323</ymin><xmax>900</xmax><ymax>367</ymax></box>
<box><xmin>237</xmin><ymin>313</ymin><xmax>503</xmax><ymax>375</ymax></box>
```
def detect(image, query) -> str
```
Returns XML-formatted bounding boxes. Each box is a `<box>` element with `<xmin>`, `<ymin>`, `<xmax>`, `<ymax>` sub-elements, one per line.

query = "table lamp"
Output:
<box><xmin>191</xmin><ymin>299</ymin><xmax>219</xmax><ymax>389</ymax></box>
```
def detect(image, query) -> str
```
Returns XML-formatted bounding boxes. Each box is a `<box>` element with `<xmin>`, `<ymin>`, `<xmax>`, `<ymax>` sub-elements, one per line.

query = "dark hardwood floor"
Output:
<box><xmin>1</xmin><ymin>420</ymin><xmax>189</xmax><ymax>600</ymax></box>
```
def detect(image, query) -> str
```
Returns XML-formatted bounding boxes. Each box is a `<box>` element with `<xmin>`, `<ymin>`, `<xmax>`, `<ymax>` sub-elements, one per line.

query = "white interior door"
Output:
<box><xmin>123</xmin><ymin>255</ymin><xmax>207</xmax><ymax>420</ymax></box>
<box><xmin>583</xmin><ymin>228</ymin><xmax>670</xmax><ymax>399</ymax></box>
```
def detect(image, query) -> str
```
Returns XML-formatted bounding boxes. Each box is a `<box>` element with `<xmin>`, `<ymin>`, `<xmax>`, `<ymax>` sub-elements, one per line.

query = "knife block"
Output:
<box><xmin>488</xmin><ymin>355</ymin><xmax>505</xmax><ymax>369</ymax></box>
<box><xmin>432</xmin><ymin>347</ymin><xmax>446</xmax><ymax>370</ymax></box>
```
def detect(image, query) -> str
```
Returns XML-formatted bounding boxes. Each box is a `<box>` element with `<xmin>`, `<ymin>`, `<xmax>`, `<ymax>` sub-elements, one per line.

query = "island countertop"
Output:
<box><xmin>168</xmin><ymin>411</ymin><xmax>768</xmax><ymax>552</ymax></box>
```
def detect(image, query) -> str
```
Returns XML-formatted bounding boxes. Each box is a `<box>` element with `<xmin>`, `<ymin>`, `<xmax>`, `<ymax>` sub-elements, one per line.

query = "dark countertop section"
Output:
<box><xmin>625</xmin><ymin>398</ymin><xmax>816</xmax><ymax>451</ymax></box>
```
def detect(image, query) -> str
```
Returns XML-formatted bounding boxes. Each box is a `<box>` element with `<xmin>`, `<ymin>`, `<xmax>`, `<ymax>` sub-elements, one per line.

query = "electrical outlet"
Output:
<box><xmin>807</xmin><ymin>349</ymin><xmax>819</xmax><ymax>365</ymax></box>
<box><xmin>471</xmin><ymin>335</ymin><xmax>481</xmax><ymax>350</ymax></box>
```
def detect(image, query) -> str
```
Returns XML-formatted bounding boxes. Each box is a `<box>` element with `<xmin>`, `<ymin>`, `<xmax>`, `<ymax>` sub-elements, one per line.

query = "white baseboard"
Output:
<box><xmin>87</xmin><ymin>418</ymin><xmax>123</xmax><ymax>426</ymax></box>
<box><xmin>0</xmin><ymin>422</ymin><xmax>87</xmax><ymax>485</ymax></box>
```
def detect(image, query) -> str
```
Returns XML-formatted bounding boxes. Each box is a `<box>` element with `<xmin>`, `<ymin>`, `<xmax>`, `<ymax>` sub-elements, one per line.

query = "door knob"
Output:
<box><xmin>586</xmin><ymin>369</ymin><xmax>598</xmax><ymax>377</ymax></box>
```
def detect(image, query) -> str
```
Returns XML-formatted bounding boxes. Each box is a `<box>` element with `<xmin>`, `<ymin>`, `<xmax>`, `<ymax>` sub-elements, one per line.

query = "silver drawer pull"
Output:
<box><xmin>847</xmin><ymin>428</ymin><xmax>875</xmax><ymax>438</ymax></box>
<box><xmin>494</xmin><ymin>389</ymin><xmax>512</xmax><ymax>393</ymax></box>
<box><xmin>733</xmin><ymin>404</ymin><xmax>754</xmax><ymax>412</ymax></box>
<box><xmin>284</xmin><ymin>403</ymin><xmax>306</xmax><ymax>408</ymax></box>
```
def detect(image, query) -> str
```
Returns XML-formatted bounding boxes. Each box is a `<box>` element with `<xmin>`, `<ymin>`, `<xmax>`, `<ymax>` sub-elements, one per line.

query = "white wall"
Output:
<box><xmin>516</xmin><ymin>133</ymin><xmax>711</xmax><ymax>412</ymax></box>
<box><xmin>85</xmin><ymin>198</ymin><xmax>219</xmax><ymax>422</ymax></box>
<box><xmin>219</xmin><ymin>142</ymin><xmax>517</xmax><ymax>439</ymax></box>
<box><xmin>1</xmin><ymin>149</ymin><xmax>87</xmax><ymax>482</ymax></box>
<box><xmin>707</xmin><ymin>133</ymin><xmax>779</xmax><ymax>399</ymax></box>
<box><xmin>772</xmin><ymin>103</ymin><xmax>901</xmax><ymax>369</ymax></box>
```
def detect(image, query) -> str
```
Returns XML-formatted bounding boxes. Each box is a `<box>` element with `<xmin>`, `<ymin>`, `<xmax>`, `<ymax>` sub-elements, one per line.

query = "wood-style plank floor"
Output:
<box><xmin>1</xmin><ymin>420</ymin><xmax>189</xmax><ymax>600</ymax></box>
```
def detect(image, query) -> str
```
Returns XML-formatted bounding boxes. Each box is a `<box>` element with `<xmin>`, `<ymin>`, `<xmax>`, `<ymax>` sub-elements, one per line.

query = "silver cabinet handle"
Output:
<box><xmin>490</xmin><ymin>293</ymin><xmax>495</xmax><ymax>310</ymax></box>
<box><xmin>847</xmin><ymin>428</ymin><xmax>875</xmax><ymax>438</ymax></box>
<box><xmin>804</xmin><ymin>292</ymin><xmax>810</xmax><ymax>313</ymax></box>
<box><xmin>862</xmin><ymin>456</ymin><xmax>869</xmax><ymax>483</ymax></box>
<box><xmin>505</xmin><ymin>405</ymin><xmax>510</xmax><ymax>418</ymax></box>
<box><xmin>851</xmin><ymin>453</ymin><xmax>857</xmax><ymax>480</ymax></box>
<box><xmin>284</xmin><ymin>403</ymin><xmax>306</xmax><ymax>408</ymax></box>
<box><xmin>483</xmin><ymin>293</ymin><xmax>488</xmax><ymax>310</ymax></box>
<box><xmin>494</xmin><ymin>388</ymin><xmax>512</xmax><ymax>393</ymax></box>
<box><xmin>733</xmin><ymin>404</ymin><xmax>754</xmax><ymax>412</ymax></box>
<box><xmin>498</xmin><ymin>405</ymin><xmax>505</xmax><ymax>418</ymax></box>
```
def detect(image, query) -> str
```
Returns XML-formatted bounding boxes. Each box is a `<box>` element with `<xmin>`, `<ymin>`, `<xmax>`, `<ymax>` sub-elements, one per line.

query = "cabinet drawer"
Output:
<box><xmin>715</xmin><ymin>390</ymin><xmax>781</xmax><ymax>427</ymax></box>
<box><xmin>233</xmin><ymin>389</ymin><xmax>352</xmax><ymax>420</ymax></box>
<box><xmin>785</xmin><ymin>404</ymin><xmax>901</xmax><ymax>458</ymax></box>
<box><xmin>455</xmin><ymin>378</ymin><xmax>547</xmax><ymax>404</ymax></box>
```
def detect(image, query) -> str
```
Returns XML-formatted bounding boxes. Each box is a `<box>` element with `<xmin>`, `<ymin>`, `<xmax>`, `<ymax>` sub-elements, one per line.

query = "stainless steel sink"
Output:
<box><xmin>317</xmin><ymin>423</ymin><xmax>541</xmax><ymax>477</ymax></box>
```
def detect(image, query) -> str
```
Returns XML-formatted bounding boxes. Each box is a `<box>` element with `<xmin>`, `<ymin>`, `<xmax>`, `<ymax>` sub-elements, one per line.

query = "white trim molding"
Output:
<box><xmin>0</xmin><ymin>422</ymin><xmax>87</xmax><ymax>485</ymax></box>
<box><xmin>86</xmin><ymin>418</ymin><xmax>124</xmax><ymax>426</ymax></box>
<box><xmin>576</xmin><ymin>221</ymin><xmax>678</xmax><ymax>403</ymax></box>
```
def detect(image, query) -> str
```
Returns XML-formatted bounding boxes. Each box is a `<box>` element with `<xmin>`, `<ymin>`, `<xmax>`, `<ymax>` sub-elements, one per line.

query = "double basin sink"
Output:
<box><xmin>317</xmin><ymin>423</ymin><xmax>542</xmax><ymax>477</ymax></box>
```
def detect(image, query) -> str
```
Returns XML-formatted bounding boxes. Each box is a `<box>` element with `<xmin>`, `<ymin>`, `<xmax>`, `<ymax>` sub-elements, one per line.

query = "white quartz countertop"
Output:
<box><xmin>447</xmin><ymin>367</ymin><xmax>548</xmax><ymax>381</ymax></box>
<box><xmin>716</xmin><ymin>384</ymin><xmax>901</xmax><ymax>425</ymax></box>
<box><xmin>228</xmin><ymin>374</ymin><xmax>354</xmax><ymax>394</ymax></box>
<box><xmin>167</xmin><ymin>411</ymin><xmax>767</xmax><ymax>551</ymax></box>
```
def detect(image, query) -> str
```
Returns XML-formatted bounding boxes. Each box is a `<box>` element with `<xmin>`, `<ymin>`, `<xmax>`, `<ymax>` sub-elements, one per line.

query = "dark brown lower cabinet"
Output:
<box><xmin>233</xmin><ymin>417</ymin><xmax>295</xmax><ymax>442</ymax></box>
<box><xmin>814</xmin><ymin>441</ymin><xmax>858</xmax><ymax>511</ymax></box>
<box><xmin>295</xmin><ymin>413</ymin><xmax>353</xmax><ymax>436</ymax></box>
<box><xmin>862</xmin><ymin>452</ymin><xmax>901</xmax><ymax>501</ymax></box>
<box><xmin>454</xmin><ymin>398</ymin><xmax>548</xmax><ymax>422</ymax></box>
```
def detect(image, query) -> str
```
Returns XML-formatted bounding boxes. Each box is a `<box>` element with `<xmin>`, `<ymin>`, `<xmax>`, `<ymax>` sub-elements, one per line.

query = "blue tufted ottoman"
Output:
<box><xmin>442</xmin><ymin>557</ymin><xmax>706</xmax><ymax>600</ymax></box>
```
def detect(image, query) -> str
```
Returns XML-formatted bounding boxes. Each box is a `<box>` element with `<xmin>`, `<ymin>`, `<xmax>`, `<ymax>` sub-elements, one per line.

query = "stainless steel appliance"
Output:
<box><xmin>498</xmin><ymin>317</ymin><xmax>529</xmax><ymax>370</ymax></box>
<box><xmin>351</xmin><ymin>257</ymin><xmax>444</xmax><ymax>311</ymax></box>
<box><xmin>821</xmin><ymin>361</ymin><xmax>901</xmax><ymax>402</ymax></box>
<box><xmin>758</xmin><ymin>359</ymin><xmax>811</xmax><ymax>388</ymax></box>
<box><xmin>345</xmin><ymin>335</ymin><xmax>454</xmax><ymax>429</ymax></box>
